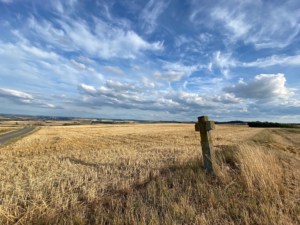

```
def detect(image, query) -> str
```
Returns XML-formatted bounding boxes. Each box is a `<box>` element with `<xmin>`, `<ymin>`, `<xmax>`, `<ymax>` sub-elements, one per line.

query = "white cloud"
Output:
<box><xmin>211</xmin><ymin>7</ymin><xmax>251</xmax><ymax>39</ymax></box>
<box><xmin>140</xmin><ymin>0</ymin><xmax>169</xmax><ymax>33</ymax></box>
<box><xmin>212</xmin><ymin>93</ymin><xmax>240</xmax><ymax>104</ymax></box>
<box><xmin>174</xmin><ymin>35</ymin><xmax>190</xmax><ymax>47</ymax></box>
<box><xmin>76</xmin><ymin>56</ymin><xmax>96</xmax><ymax>65</ymax></box>
<box><xmin>106</xmin><ymin>80</ymin><xmax>137</xmax><ymax>92</ymax></box>
<box><xmin>76</xmin><ymin>74</ymin><xmax>299</xmax><ymax>120</ymax></box>
<box><xmin>224</xmin><ymin>73</ymin><xmax>294</xmax><ymax>100</ymax></box>
<box><xmin>209</xmin><ymin>51</ymin><xmax>300</xmax><ymax>72</ymax></box>
<box><xmin>26</xmin><ymin>15</ymin><xmax>164</xmax><ymax>59</ymax></box>
<box><xmin>211</xmin><ymin>51</ymin><xmax>237</xmax><ymax>77</ymax></box>
<box><xmin>174</xmin><ymin>33</ymin><xmax>212</xmax><ymax>56</ymax></box>
<box><xmin>52</xmin><ymin>0</ymin><xmax>64</xmax><ymax>13</ymax></box>
<box><xmin>0</xmin><ymin>39</ymin><xmax>106</xmax><ymax>100</ymax></box>
<box><xmin>154</xmin><ymin>62</ymin><xmax>200</xmax><ymax>82</ymax></box>
<box><xmin>104</xmin><ymin>66</ymin><xmax>124</xmax><ymax>75</ymax></box>
<box><xmin>20</xmin><ymin>44</ymin><xmax>59</xmax><ymax>60</ymax></box>
<box><xmin>142</xmin><ymin>77</ymin><xmax>155</xmax><ymax>88</ymax></box>
<box><xmin>27</xmin><ymin>17</ymin><xmax>72</xmax><ymax>51</ymax></box>
<box><xmin>79</xmin><ymin>84</ymin><xmax>97</xmax><ymax>94</ymax></box>
<box><xmin>77</xmin><ymin>80</ymin><xmax>242</xmax><ymax>115</ymax></box>
<box><xmin>45</xmin><ymin>103</ymin><xmax>56</xmax><ymax>108</ymax></box>
<box><xmin>0</xmin><ymin>88</ymin><xmax>33</xmax><ymax>101</ymax></box>
<box><xmin>243</xmin><ymin>54</ymin><xmax>300</xmax><ymax>68</ymax></box>
<box><xmin>70</xmin><ymin>59</ymin><xmax>86</xmax><ymax>70</ymax></box>
<box><xmin>208</xmin><ymin>52</ymin><xmax>300</xmax><ymax>71</ymax></box>
<box><xmin>51</xmin><ymin>0</ymin><xmax>78</xmax><ymax>13</ymax></box>
<box><xmin>162</xmin><ymin>62</ymin><xmax>199</xmax><ymax>76</ymax></box>
<box><xmin>206</xmin><ymin>51</ymin><xmax>300</xmax><ymax>71</ymax></box>
<box><xmin>154</xmin><ymin>70</ymin><xmax>185</xmax><ymax>82</ymax></box>
<box><xmin>44</xmin><ymin>17</ymin><xmax>164</xmax><ymax>59</ymax></box>
<box><xmin>172</xmin><ymin>92</ymin><xmax>208</xmax><ymax>107</ymax></box>
<box><xmin>79</xmin><ymin>82</ymin><xmax>159</xmax><ymax>111</ymax></box>
<box><xmin>192</xmin><ymin>0</ymin><xmax>300</xmax><ymax>49</ymax></box>
<box><xmin>0</xmin><ymin>39</ymin><xmax>59</xmax><ymax>61</ymax></box>
<box><xmin>0</xmin><ymin>87</ymin><xmax>59</xmax><ymax>108</ymax></box>
<box><xmin>131</xmin><ymin>65</ymin><xmax>141</xmax><ymax>71</ymax></box>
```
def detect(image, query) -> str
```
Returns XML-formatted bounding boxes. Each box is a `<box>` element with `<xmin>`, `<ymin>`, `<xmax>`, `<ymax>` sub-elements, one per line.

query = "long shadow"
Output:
<box><xmin>59</xmin><ymin>157</ymin><xmax>114</xmax><ymax>168</ymax></box>
<box><xmin>86</xmin><ymin>154</ymin><xmax>241</xmax><ymax>224</ymax></box>
<box><xmin>42</xmin><ymin>146</ymin><xmax>242</xmax><ymax>224</ymax></box>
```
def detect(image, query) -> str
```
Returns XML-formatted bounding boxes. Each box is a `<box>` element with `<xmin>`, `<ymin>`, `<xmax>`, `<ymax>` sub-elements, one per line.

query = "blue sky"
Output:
<box><xmin>0</xmin><ymin>0</ymin><xmax>300</xmax><ymax>122</ymax></box>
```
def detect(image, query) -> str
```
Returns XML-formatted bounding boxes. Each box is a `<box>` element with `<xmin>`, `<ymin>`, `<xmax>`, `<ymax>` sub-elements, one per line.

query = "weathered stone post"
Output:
<box><xmin>195</xmin><ymin>116</ymin><xmax>216</xmax><ymax>173</ymax></box>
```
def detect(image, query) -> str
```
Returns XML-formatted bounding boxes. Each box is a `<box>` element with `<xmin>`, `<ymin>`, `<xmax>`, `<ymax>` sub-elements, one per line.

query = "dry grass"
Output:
<box><xmin>235</xmin><ymin>144</ymin><xmax>283</xmax><ymax>191</ymax></box>
<box><xmin>0</xmin><ymin>124</ymin><xmax>299</xmax><ymax>224</ymax></box>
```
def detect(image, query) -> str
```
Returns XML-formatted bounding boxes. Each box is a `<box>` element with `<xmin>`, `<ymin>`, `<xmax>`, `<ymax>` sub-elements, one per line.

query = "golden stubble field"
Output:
<box><xmin>0</xmin><ymin>124</ymin><xmax>299</xmax><ymax>224</ymax></box>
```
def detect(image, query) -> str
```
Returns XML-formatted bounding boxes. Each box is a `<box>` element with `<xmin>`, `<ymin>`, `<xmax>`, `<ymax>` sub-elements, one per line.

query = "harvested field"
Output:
<box><xmin>0</xmin><ymin>124</ymin><xmax>299</xmax><ymax>224</ymax></box>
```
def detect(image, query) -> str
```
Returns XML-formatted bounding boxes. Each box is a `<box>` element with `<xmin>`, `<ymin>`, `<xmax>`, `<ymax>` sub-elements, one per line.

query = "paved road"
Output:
<box><xmin>0</xmin><ymin>127</ymin><xmax>35</xmax><ymax>144</ymax></box>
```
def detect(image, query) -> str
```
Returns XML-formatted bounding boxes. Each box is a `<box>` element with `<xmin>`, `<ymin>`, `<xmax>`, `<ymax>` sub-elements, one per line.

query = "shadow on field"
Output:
<box><xmin>84</xmin><ymin>151</ymin><xmax>261</xmax><ymax>225</ymax></box>
<box><xmin>59</xmin><ymin>157</ymin><xmax>114</xmax><ymax>168</ymax></box>
<box><xmin>110</xmin><ymin>145</ymin><xmax>239</xmax><ymax>196</ymax></box>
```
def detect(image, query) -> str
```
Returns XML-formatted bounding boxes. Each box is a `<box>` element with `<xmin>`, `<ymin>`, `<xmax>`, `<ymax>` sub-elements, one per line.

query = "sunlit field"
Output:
<box><xmin>0</xmin><ymin>124</ymin><xmax>299</xmax><ymax>224</ymax></box>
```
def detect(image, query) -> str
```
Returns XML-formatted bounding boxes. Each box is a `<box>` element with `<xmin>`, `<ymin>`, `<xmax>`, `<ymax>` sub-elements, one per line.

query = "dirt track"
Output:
<box><xmin>0</xmin><ymin>127</ymin><xmax>35</xmax><ymax>144</ymax></box>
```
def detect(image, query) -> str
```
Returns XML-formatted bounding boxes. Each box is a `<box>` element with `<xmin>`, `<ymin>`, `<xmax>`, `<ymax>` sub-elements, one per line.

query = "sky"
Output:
<box><xmin>0</xmin><ymin>0</ymin><xmax>300</xmax><ymax>122</ymax></box>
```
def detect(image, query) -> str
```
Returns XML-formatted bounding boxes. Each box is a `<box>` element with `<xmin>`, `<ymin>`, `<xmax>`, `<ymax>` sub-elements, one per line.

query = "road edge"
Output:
<box><xmin>0</xmin><ymin>126</ymin><xmax>40</xmax><ymax>148</ymax></box>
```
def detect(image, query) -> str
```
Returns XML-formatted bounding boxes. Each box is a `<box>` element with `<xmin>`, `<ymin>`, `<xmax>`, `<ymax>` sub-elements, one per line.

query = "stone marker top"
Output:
<box><xmin>195</xmin><ymin>116</ymin><xmax>215</xmax><ymax>132</ymax></box>
<box><xmin>198</xmin><ymin>116</ymin><xmax>209</xmax><ymax>122</ymax></box>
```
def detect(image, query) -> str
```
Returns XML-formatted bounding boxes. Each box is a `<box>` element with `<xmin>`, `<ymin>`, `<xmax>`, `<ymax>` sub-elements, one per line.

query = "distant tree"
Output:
<box><xmin>248</xmin><ymin>121</ymin><xmax>298</xmax><ymax>128</ymax></box>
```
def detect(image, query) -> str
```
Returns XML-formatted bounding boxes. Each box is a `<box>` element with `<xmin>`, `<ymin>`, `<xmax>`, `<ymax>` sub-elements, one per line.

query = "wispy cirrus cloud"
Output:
<box><xmin>211</xmin><ymin>51</ymin><xmax>237</xmax><ymax>77</ymax></box>
<box><xmin>191</xmin><ymin>0</ymin><xmax>300</xmax><ymax>49</ymax></box>
<box><xmin>211</xmin><ymin>7</ymin><xmax>251</xmax><ymax>40</ymax></box>
<box><xmin>140</xmin><ymin>0</ymin><xmax>170</xmax><ymax>33</ymax></box>
<box><xmin>27</xmin><ymin>16</ymin><xmax>164</xmax><ymax>59</ymax></box>
<box><xmin>51</xmin><ymin>0</ymin><xmax>78</xmax><ymax>14</ymax></box>
<box><xmin>209</xmin><ymin>51</ymin><xmax>300</xmax><ymax>75</ymax></box>
<box><xmin>242</xmin><ymin>54</ymin><xmax>300</xmax><ymax>68</ymax></box>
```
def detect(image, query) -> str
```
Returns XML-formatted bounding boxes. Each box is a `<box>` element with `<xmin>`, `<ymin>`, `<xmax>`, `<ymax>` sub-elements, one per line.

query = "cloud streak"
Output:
<box><xmin>0</xmin><ymin>88</ymin><xmax>61</xmax><ymax>109</ymax></box>
<box><xmin>242</xmin><ymin>54</ymin><xmax>300</xmax><ymax>68</ymax></box>
<box><xmin>28</xmin><ymin>16</ymin><xmax>164</xmax><ymax>59</ymax></box>
<box><xmin>191</xmin><ymin>0</ymin><xmax>300</xmax><ymax>49</ymax></box>
<box><xmin>140</xmin><ymin>0</ymin><xmax>169</xmax><ymax>33</ymax></box>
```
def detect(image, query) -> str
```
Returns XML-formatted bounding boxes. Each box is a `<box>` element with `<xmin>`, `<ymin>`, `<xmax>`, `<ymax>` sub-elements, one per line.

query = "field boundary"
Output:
<box><xmin>0</xmin><ymin>126</ymin><xmax>40</xmax><ymax>147</ymax></box>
